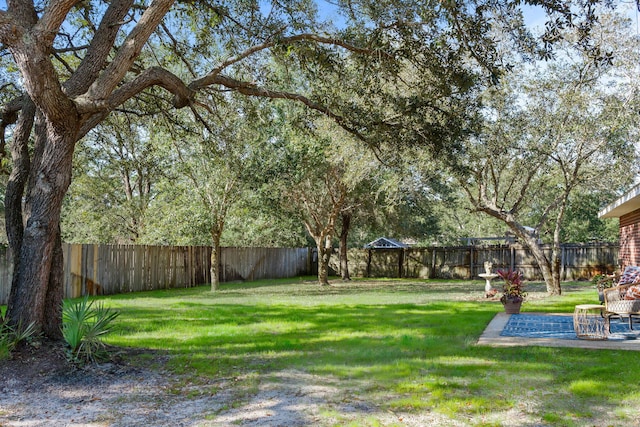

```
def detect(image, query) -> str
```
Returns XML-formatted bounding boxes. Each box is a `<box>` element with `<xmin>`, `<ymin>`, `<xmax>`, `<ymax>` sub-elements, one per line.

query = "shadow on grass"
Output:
<box><xmin>102</xmin><ymin>280</ymin><xmax>638</xmax><ymax>426</ymax></box>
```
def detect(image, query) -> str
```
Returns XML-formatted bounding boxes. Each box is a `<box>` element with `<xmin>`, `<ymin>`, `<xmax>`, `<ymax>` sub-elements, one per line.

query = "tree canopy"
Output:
<box><xmin>0</xmin><ymin>0</ymin><xmax>632</xmax><ymax>336</ymax></box>
<box><xmin>446</xmin><ymin>8</ymin><xmax>640</xmax><ymax>293</ymax></box>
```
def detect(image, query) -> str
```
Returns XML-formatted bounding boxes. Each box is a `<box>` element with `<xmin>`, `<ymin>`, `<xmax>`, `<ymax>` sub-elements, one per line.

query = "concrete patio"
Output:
<box><xmin>478</xmin><ymin>312</ymin><xmax>640</xmax><ymax>351</ymax></box>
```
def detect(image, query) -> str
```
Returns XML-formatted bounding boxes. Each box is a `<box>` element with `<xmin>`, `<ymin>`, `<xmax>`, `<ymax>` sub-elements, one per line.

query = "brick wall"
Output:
<box><xmin>619</xmin><ymin>209</ymin><xmax>640</xmax><ymax>268</ymax></box>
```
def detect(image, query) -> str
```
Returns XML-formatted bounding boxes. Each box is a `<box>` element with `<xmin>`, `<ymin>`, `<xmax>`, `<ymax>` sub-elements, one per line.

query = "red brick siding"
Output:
<box><xmin>619</xmin><ymin>209</ymin><xmax>640</xmax><ymax>268</ymax></box>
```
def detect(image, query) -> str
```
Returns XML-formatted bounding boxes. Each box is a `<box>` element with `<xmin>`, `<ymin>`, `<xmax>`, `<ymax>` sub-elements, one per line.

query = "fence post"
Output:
<box><xmin>430</xmin><ymin>248</ymin><xmax>436</xmax><ymax>279</ymax></box>
<box><xmin>561</xmin><ymin>245</ymin><xmax>566</xmax><ymax>281</ymax></box>
<box><xmin>510</xmin><ymin>245</ymin><xmax>515</xmax><ymax>271</ymax></box>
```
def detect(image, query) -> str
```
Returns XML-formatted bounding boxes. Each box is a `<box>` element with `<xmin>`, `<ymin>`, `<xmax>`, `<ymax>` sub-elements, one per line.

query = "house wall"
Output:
<box><xmin>619</xmin><ymin>209</ymin><xmax>640</xmax><ymax>268</ymax></box>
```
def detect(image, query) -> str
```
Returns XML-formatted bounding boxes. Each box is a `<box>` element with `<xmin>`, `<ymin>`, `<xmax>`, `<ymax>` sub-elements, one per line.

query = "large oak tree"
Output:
<box><xmin>453</xmin><ymin>10</ymin><xmax>640</xmax><ymax>294</ymax></box>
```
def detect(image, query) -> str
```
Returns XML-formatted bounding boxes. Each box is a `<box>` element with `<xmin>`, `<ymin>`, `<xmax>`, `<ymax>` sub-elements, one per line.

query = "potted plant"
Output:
<box><xmin>497</xmin><ymin>269</ymin><xmax>527</xmax><ymax>314</ymax></box>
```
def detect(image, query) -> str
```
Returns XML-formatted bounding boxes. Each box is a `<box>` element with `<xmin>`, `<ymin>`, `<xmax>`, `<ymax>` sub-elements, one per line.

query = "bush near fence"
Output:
<box><xmin>0</xmin><ymin>242</ymin><xmax>619</xmax><ymax>305</ymax></box>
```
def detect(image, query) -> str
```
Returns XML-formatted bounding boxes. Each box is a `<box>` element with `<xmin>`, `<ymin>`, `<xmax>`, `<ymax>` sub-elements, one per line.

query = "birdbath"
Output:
<box><xmin>479</xmin><ymin>272</ymin><xmax>499</xmax><ymax>293</ymax></box>
<box><xmin>478</xmin><ymin>261</ymin><xmax>498</xmax><ymax>293</ymax></box>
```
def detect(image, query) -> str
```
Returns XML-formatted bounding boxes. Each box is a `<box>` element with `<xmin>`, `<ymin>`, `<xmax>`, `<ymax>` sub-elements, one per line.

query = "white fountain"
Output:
<box><xmin>478</xmin><ymin>261</ymin><xmax>498</xmax><ymax>296</ymax></box>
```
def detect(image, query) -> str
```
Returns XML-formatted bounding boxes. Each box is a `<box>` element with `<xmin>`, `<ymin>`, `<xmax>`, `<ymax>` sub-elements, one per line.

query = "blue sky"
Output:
<box><xmin>316</xmin><ymin>0</ymin><xmax>549</xmax><ymax>30</ymax></box>
<box><xmin>0</xmin><ymin>0</ymin><xmax>551</xmax><ymax>26</ymax></box>
<box><xmin>0</xmin><ymin>1</ymin><xmax>635</xmax><ymax>37</ymax></box>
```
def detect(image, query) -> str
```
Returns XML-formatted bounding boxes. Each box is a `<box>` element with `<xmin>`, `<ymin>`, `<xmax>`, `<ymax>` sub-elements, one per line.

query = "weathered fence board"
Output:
<box><xmin>0</xmin><ymin>244</ymin><xmax>314</xmax><ymax>305</ymax></box>
<box><xmin>219</xmin><ymin>247</ymin><xmax>311</xmax><ymax>282</ymax></box>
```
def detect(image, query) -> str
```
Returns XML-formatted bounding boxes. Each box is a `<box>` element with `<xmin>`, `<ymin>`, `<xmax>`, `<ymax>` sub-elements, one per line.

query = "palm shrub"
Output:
<box><xmin>0</xmin><ymin>314</ymin><xmax>37</xmax><ymax>360</ymax></box>
<box><xmin>62</xmin><ymin>296</ymin><xmax>119</xmax><ymax>364</ymax></box>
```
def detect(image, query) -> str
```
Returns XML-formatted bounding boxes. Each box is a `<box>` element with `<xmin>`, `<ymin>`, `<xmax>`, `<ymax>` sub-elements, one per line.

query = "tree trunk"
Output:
<box><xmin>5</xmin><ymin>98</ymin><xmax>34</xmax><ymax>259</ymax></box>
<box><xmin>547</xmin><ymin>221</ymin><xmax>564</xmax><ymax>295</ymax></box>
<box><xmin>524</xmin><ymin>238</ymin><xmax>560</xmax><ymax>295</ymax></box>
<box><xmin>5</xmin><ymin>100</ymin><xmax>35</xmax><ymax>331</ymax></box>
<box><xmin>480</xmin><ymin>207</ymin><xmax>562</xmax><ymax>296</ymax></box>
<box><xmin>317</xmin><ymin>234</ymin><xmax>332</xmax><ymax>286</ymax></box>
<box><xmin>551</xmin><ymin>252</ymin><xmax>562</xmax><ymax>295</ymax></box>
<box><xmin>339</xmin><ymin>212</ymin><xmax>351</xmax><ymax>281</ymax></box>
<box><xmin>6</xmin><ymin>113</ymin><xmax>77</xmax><ymax>338</ymax></box>
<box><xmin>43</xmin><ymin>229</ymin><xmax>64</xmax><ymax>339</ymax></box>
<box><xmin>508</xmin><ymin>223</ymin><xmax>561</xmax><ymax>295</ymax></box>
<box><xmin>210</xmin><ymin>230</ymin><xmax>221</xmax><ymax>291</ymax></box>
<box><xmin>548</xmin><ymin>194</ymin><xmax>569</xmax><ymax>295</ymax></box>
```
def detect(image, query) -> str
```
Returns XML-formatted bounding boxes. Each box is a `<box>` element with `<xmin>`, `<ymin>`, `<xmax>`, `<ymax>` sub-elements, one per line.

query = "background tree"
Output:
<box><xmin>559</xmin><ymin>191</ymin><xmax>620</xmax><ymax>243</ymax></box>
<box><xmin>327</xmin><ymin>125</ymin><xmax>386</xmax><ymax>281</ymax></box>
<box><xmin>451</xmin><ymin>10</ymin><xmax>640</xmax><ymax>294</ymax></box>
<box><xmin>259</xmin><ymin>108</ymin><xmax>381</xmax><ymax>285</ymax></box>
<box><xmin>164</xmin><ymin>99</ymin><xmax>261</xmax><ymax>291</ymax></box>
<box><xmin>63</xmin><ymin>115</ymin><xmax>168</xmax><ymax>243</ymax></box>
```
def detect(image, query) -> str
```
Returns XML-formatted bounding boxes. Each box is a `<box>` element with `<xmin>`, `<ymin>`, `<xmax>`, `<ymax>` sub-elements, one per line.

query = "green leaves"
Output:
<box><xmin>0</xmin><ymin>318</ymin><xmax>38</xmax><ymax>361</ymax></box>
<box><xmin>62</xmin><ymin>296</ymin><xmax>119</xmax><ymax>364</ymax></box>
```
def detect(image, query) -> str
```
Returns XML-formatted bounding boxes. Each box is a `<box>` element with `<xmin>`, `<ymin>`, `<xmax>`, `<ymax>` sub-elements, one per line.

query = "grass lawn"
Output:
<box><xmin>12</xmin><ymin>277</ymin><xmax>640</xmax><ymax>425</ymax></box>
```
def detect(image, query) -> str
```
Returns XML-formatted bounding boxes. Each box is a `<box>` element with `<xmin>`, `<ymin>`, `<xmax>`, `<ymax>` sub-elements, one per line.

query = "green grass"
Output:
<box><xmin>5</xmin><ymin>277</ymin><xmax>640</xmax><ymax>425</ymax></box>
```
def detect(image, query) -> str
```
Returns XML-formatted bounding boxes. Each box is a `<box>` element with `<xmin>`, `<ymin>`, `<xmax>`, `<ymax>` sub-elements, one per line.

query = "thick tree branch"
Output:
<box><xmin>194</xmin><ymin>33</ymin><xmax>393</xmax><ymax>87</ymax></box>
<box><xmin>204</xmin><ymin>74</ymin><xmax>372</xmax><ymax>145</ymax></box>
<box><xmin>86</xmin><ymin>0</ymin><xmax>176</xmax><ymax>100</ymax></box>
<box><xmin>66</xmin><ymin>0</ymin><xmax>135</xmax><ymax>97</ymax></box>
<box><xmin>76</xmin><ymin>66</ymin><xmax>193</xmax><ymax>115</ymax></box>
<box><xmin>0</xmin><ymin>12</ymin><xmax>18</xmax><ymax>45</ymax></box>
<box><xmin>2</xmin><ymin>6</ymin><xmax>75</xmax><ymax>127</ymax></box>
<box><xmin>34</xmin><ymin>0</ymin><xmax>78</xmax><ymax>47</ymax></box>
<box><xmin>1</xmin><ymin>1</ymin><xmax>37</xmax><ymax>44</ymax></box>
<box><xmin>0</xmin><ymin>95</ymin><xmax>27</xmax><ymax>156</ymax></box>
<box><xmin>0</xmin><ymin>95</ymin><xmax>23</xmax><ymax>179</ymax></box>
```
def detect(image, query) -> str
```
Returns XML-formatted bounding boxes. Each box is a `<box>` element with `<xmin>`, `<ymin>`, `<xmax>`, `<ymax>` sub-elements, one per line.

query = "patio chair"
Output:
<box><xmin>603</xmin><ymin>266</ymin><xmax>640</xmax><ymax>330</ymax></box>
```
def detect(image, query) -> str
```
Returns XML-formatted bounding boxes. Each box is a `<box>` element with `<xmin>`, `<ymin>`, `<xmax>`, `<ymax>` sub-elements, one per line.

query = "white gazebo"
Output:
<box><xmin>364</xmin><ymin>237</ymin><xmax>409</xmax><ymax>249</ymax></box>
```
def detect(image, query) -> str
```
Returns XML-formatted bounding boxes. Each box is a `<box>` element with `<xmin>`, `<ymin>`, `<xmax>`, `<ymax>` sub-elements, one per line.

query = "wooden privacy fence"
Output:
<box><xmin>341</xmin><ymin>243</ymin><xmax>620</xmax><ymax>281</ymax></box>
<box><xmin>0</xmin><ymin>244</ymin><xmax>314</xmax><ymax>305</ymax></box>
<box><xmin>0</xmin><ymin>242</ymin><xmax>621</xmax><ymax>305</ymax></box>
<box><xmin>219</xmin><ymin>247</ymin><xmax>313</xmax><ymax>283</ymax></box>
<box><xmin>63</xmin><ymin>244</ymin><xmax>212</xmax><ymax>298</ymax></box>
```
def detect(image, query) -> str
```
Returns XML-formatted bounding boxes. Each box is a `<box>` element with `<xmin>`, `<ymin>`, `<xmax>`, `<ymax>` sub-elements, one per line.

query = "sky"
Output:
<box><xmin>315</xmin><ymin>1</ymin><xmax>639</xmax><ymax>35</ymax></box>
<box><xmin>316</xmin><ymin>1</ymin><xmax>550</xmax><ymax>29</ymax></box>
<box><xmin>0</xmin><ymin>1</ymin><xmax>636</xmax><ymax>39</ymax></box>
<box><xmin>0</xmin><ymin>0</ymin><xmax>635</xmax><ymax>31</ymax></box>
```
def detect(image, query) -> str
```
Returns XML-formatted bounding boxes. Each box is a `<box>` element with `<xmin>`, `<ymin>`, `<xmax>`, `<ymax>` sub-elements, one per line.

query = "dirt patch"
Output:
<box><xmin>0</xmin><ymin>342</ymin><xmax>470</xmax><ymax>426</ymax></box>
<box><xmin>0</xmin><ymin>342</ymin><xmax>224</xmax><ymax>426</ymax></box>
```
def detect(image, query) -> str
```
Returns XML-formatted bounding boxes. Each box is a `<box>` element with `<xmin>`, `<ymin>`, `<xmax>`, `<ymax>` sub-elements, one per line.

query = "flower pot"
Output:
<box><xmin>503</xmin><ymin>300</ymin><xmax>522</xmax><ymax>314</ymax></box>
